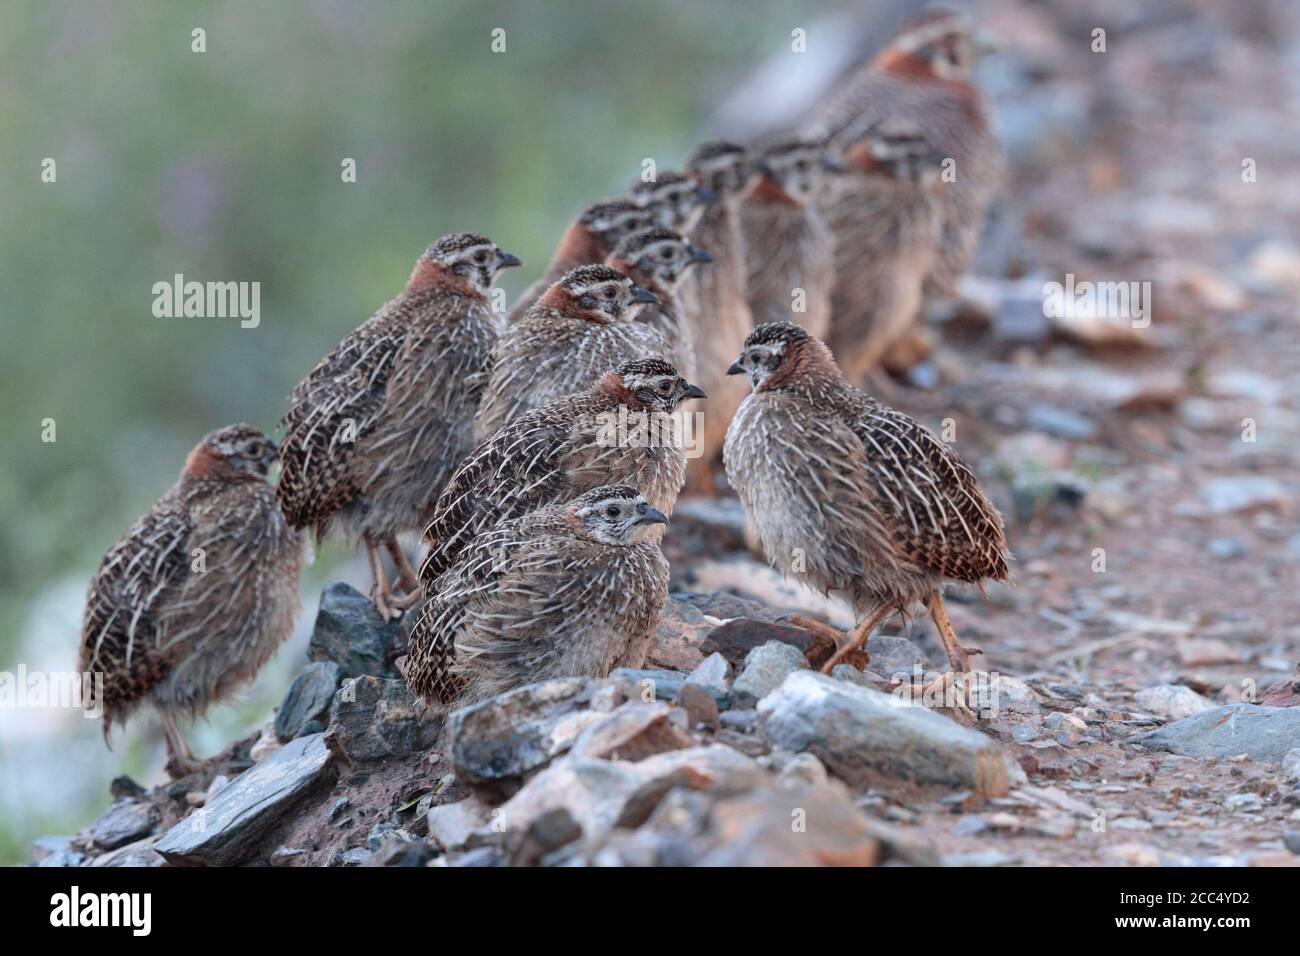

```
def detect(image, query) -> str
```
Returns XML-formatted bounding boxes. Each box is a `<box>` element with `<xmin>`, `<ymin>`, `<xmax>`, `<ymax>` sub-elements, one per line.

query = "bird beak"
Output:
<box><xmin>497</xmin><ymin>251</ymin><xmax>522</xmax><ymax>269</ymax></box>
<box><xmin>630</xmin><ymin>285</ymin><xmax>659</xmax><ymax>305</ymax></box>
<box><xmin>726</xmin><ymin>360</ymin><xmax>745</xmax><ymax>376</ymax></box>
<box><xmin>682</xmin><ymin>383</ymin><xmax>707</xmax><ymax>400</ymax></box>
<box><xmin>689</xmin><ymin>246</ymin><xmax>714</xmax><ymax>265</ymax></box>
<box><xmin>261</xmin><ymin>440</ymin><xmax>280</xmax><ymax>467</ymax></box>
<box><xmin>694</xmin><ymin>185</ymin><xmax>720</xmax><ymax>204</ymax></box>
<box><xmin>633</xmin><ymin>505</ymin><xmax>669</xmax><ymax>526</ymax></box>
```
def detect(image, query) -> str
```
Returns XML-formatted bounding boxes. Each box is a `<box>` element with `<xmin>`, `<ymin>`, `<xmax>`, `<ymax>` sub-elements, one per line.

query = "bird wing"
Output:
<box><xmin>847</xmin><ymin>397</ymin><xmax>1009</xmax><ymax>582</ymax></box>
<box><xmin>276</xmin><ymin>310</ymin><xmax>407</xmax><ymax>529</ymax></box>
<box><xmin>79</xmin><ymin>495</ymin><xmax>194</xmax><ymax>716</ymax></box>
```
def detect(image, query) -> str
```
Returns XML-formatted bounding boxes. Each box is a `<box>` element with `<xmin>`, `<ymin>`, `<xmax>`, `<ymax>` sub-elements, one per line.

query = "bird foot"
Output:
<box><xmin>893</xmin><ymin>670</ymin><xmax>975</xmax><ymax>718</ymax></box>
<box><xmin>164</xmin><ymin>753</ymin><xmax>205</xmax><ymax>779</ymax></box>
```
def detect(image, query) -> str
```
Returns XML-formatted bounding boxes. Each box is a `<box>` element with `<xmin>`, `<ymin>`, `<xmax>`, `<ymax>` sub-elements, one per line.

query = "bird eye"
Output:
<box><xmin>658</xmin><ymin>380</ymin><xmax>671</xmax><ymax>392</ymax></box>
<box><xmin>473</xmin><ymin>252</ymin><xmax>487</xmax><ymax>263</ymax></box>
<box><xmin>660</xmin><ymin>248</ymin><xmax>672</xmax><ymax>259</ymax></box>
<box><xmin>604</xmin><ymin>287</ymin><xmax>616</xmax><ymax>299</ymax></box>
<box><xmin>605</xmin><ymin>505</ymin><xmax>621</xmax><ymax>517</ymax></box>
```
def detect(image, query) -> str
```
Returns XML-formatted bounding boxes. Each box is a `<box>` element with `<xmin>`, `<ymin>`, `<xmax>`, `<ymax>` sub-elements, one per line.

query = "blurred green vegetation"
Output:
<box><xmin>0</xmin><ymin>0</ymin><xmax>837</xmax><ymax>863</ymax></box>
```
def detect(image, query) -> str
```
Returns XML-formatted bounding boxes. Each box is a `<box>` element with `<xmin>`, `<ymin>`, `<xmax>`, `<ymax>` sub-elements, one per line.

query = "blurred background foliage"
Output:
<box><xmin>0</xmin><ymin>0</ymin><xmax>848</xmax><ymax>865</ymax></box>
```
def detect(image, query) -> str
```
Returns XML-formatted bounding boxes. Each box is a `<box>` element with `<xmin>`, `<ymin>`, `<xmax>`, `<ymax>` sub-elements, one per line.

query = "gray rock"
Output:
<box><xmin>572</xmin><ymin>701</ymin><xmax>690</xmax><ymax>761</ymax></box>
<box><xmin>701</xmin><ymin>618</ymin><xmax>826</xmax><ymax>669</ymax></box>
<box><xmin>326</xmin><ymin>676</ymin><xmax>441</xmax><ymax>761</ymax></box>
<box><xmin>1207</xmin><ymin>537</ymin><xmax>1247</xmax><ymax>560</ymax></box>
<box><xmin>88</xmin><ymin>800</ymin><xmax>160</xmax><ymax>851</ymax></box>
<box><xmin>865</xmin><ymin>634</ymin><xmax>929</xmax><ymax>679</ymax></box>
<box><xmin>1137</xmin><ymin>704</ymin><xmax>1300</xmax><ymax>762</ymax></box>
<box><xmin>1199</xmin><ymin>476</ymin><xmax>1286</xmax><ymax>515</ymax></box>
<box><xmin>719</xmin><ymin>709</ymin><xmax>758</xmax><ymax>732</ymax></box>
<box><xmin>449</xmin><ymin>846</ymin><xmax>508</xmax><ymax>867</ymax></box>
<box><xmin>369</xmin><ymin>834</ymin><xmax>436</xmax><ymax>867</ymax></box>
<box><xmin>1282</xmin><ymin>748</ymin><xmax>1300</xmax><ymax>782</ymax></box>
<box><xmin>830</xmin><ymin>665</ymin><xmax>874</xmax><ymax>687</ymax></box>
<box><xmin>1283</xmin><ymin>831</ymin><xmax>1300</xmax><ymax>855</ymax></box>
<box><xmin>683</xmin><ymin>652</ymin><xmax>731</xmax><ymax>702</ymax></box>
<box><xmin>426</xmin><ymin>798</ymin><xmax>492</xmax><ymax>852</ymax></box>
<box><xmin>154</xmin><ymin>733</ymin><xmax>333</xmax><ymax>866</ymax></box>
<box><xmin>308</xmin><ymin>581</ymin><xmax>404</xmax><ymax>678</ymax></box>
<box><xmin>1134</xmin><ymin>684</ymin><xmax>1214</xmax><ymax>721</ymax></box>
<box><xmin>1025</xmin><ymin>404</ymin><xmax>1096</xmax><ymax>441</ymax></box>
<box><xmin>1224</xmin><ymin>793</ymin><xmax>1263</xmax><ymax>813</ymax></box>
<box><xmin>731</xmin><ymin>641</ymin><xmax>808</xmax><ymax>709</ymax></box>
<box><xmin>496</xmin><ymin>758</ymin><xmax>647</xmax><ymax>846</ymax></box>
<box><xmin>449</xmin><ymin>677</ymin><xmax>613</xmax><ymax>789</ymax></box>
<box><xmin>757</xmin><ymin>671</ymin><xmax>1010</xmax><ymax>797</ymax></box>
<box><xmin>275</xmin><ymin>661</ymin><xmax>342</xmax><ymax>742</ymax></box>
<box><xmin>697</xmin><ymin>782</ymin><xmax>881</xmax><ymax>866</ymax></box>
<box><xmin>36</xmin><ymin>849</ymin><xmax>86</xmax><ymax>867</ymax></box>
<box><xmin>31</xmin><ymin>835</ymin><xmax>74</xmax><ymax>863</ymax></box>
<box><xmin>89</xmin><ymin>837</ymin><xmax>164</xmax><ymax>867</ymax></box>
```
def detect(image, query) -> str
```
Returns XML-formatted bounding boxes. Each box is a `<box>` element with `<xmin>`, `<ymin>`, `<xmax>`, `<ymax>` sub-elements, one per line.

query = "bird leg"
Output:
<box><xmin>820</xmin><ymin>603</ymin><xmax>895</xmax><ymax>674</ymax></box>
<box><xmin>384</xmin><ymin>536</ymin><xmax>421</xmax><ymax>592</ymax></box>
<box><xmin>160</xmin><ymin>711</ymin><xmax>202</xmax><ymax>778</ymax></box>
<box><xmin>900</xmin><ymin>593</ymin><xmax>983</xmax><ymax>715</ymax></box>
<box><xmin>365</xmin><ymin>537</ymin><xmax>395</xmax><ymax>619</ymax></box>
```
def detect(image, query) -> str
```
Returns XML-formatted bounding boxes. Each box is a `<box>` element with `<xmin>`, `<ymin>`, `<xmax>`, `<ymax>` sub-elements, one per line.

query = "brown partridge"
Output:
<box><xmin>804</xmin><ymin>8</ymin><xmax>1002</xmax><ymax>306</ymax></box>
<box><xmin>473</xmin><ymin>265</ymin><xmax>670</xmax><ymax>440</ymax></box>
<box><xmin>604</xmin><ymin>226</ymin><xmax>712</xmax><ymax>382</ymax></box>
<box><xmin>723</xmin><ymin>323</ymin><xmax>1010</xmax><ymax>693</ymax></box>
<box><xmin>679</xmin><ymin>141</ymin><xmax>758</xmax><ymax>492</ymax></box>
<box><xmin>79</xmin><ymin>425</ymin><xmax>301</xmax><ymax>776</ymax></box>
<box><xmin>507</xmin><ymin>200</ymin><xmax>657</xmax><ymax>324</ymax></box>
<box><xmin>822</xmin><ymin>121</ymin><xmax>945</xmax><ymax>384</ymax></box>
<box><xmin>422</xmin><ymin>357</ymin><xmax>703</xmax><ymax>584</ymax></box>
<box><xmin>407</xmin><ymin>485</ymin><xmax>670</xmax><ymax>706</ymax></box>
<box><xmin>739</xmin><ymin>138</ymin><xmax>837</xmax><ymax>341</ymax></box>
<box><xmin>629</xmin><ymin>170</ymin><xmax>718</xmax><ymax>234</ymax></box>
<box><xmin>277</xmin><ymin>233</ymin><xmax>521</xmax><ymax>617</ymax></box>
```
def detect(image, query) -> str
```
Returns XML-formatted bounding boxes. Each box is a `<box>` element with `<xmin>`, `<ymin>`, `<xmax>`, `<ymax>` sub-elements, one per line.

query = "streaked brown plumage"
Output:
<box><xmin>78</xmin><ymin>424</ymin><xmax>301</xmax><ymax>776</ymax></box>
<box><xmin>679</xmin><ymin>142</ymin><xmax>757</xmax><ymax>491</ymax></box>
<box><xmin>407</xmin><ymin>485</ymin><xmax>670</xmax><ymax>705</ymax></box>
<box><xmin>421</xmin><ymin>357</ymin><xmax>702</xmax><ymax>584</ymax></box>
<box><xmin>803</xmin><ymin>9</ymin><xmax>1002</xmax><ymax>341</ymax></box>
<box><xmin>473</xmin><ymin>265</ymin><xmax>671</xmax><ymax>440</ymax></box>
<box><xmin>605</xmin><ymin>226</ymin><xmax>712</xmax><ymax>382</ymax></box>
<box><xmin>739</xmin><ymin>138</ymin><xmax>836</xmax><ymax>342</ymax></box>
<box><xmin>723</xmin><ymin>322</ymin><xmax>1009</xmax><ymax>676</ymax></box>
<box><xmin>629</xmin><ymin>170</ymin><xmax>717</xmax><ymax>234</ymax></box>
<box><xmin>821</xmin><ymin>122</ymin><xmax>945</xmax><ymax>383</ymax></box>
<box><xmin>507</xmin><ymin>200</ymin><xmax>657</xmax><ymax>324</ymax></box>
<box><xmin>277</xmin><ymin>233</ymin><xmax>520</xmax><ymax>617</ymax></box>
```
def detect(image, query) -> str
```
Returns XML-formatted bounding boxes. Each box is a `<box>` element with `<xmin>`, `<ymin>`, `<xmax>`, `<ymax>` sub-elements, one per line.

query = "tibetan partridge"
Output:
<box><xmin>680</xmin><ymin>141</ymin><xmax>758</xmax><ymax>493</ymax></box>
<box><xmin>605</xmin><ymin>226</ymin><xmax>712</xmax><ymax>382</ymax></box>
<box><xmin>79</xmin><ymin>425</ymin><xmax>301</xmax><ymax>776</ymax></box>
<box><xmin>407</xmin><ymin>485</ymin><xmax>670</xmax><ymax>705</ymax></box>
<box><xmin>739</xmin><ymin>138</ymin><xmax>837</xmax><ymax>341</ymax></box>
<box><xmin>277</xmin><ymin>233</ymin><xmax>521</xmax><ymax>617</ymax></box>
<box><xmin>473</xmin><ymin>265</ymin><xmax>670</xmax><ymax>440</ymax></box>
<box><xmin>723</xmin><ymin>323</ymin><xmax>1009</xmax><ymax>695</ymax></box>
<box><xmin>507</xmin><ymin>200</ymin><xmax>657</xmax><ymax>324</ymax></box>
<box><xmin>422</xmin><ymin>357</ymin><xmax>702</xmax><ymax>583</ymax></box>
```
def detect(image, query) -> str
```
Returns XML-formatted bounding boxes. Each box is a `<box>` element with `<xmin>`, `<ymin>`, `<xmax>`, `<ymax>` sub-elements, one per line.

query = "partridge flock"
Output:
<box><xmin>79</xmin><ymin>9</ymin><xmax>1011</xmax><ymax>771</ymax></box>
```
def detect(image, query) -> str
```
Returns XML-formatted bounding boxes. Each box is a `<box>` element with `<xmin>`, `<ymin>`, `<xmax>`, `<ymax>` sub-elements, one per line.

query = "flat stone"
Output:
<box><xmin>731</xmin><ymin>641</ymin><xmax>808</xmax><ymax>709</ymax></box>
<box><xmin>89</xmin><ymin>837</ymin><xmax>164</xmax><ymax>868</ymax></box>
<box><xmin>326</xmin><ymin>676</ymin><xmax>440</xmax><ymax>761</ymax></box>
<box><xmin>1199</xmin><ymin>476</ymin><xmax>1286</xmax><ymax>515</ymax></box>
<box><xmin>757</xmin><ymin>671</ymin><xmax>1010</xmax><ymax>797</ymax></box>
<box><xmin>309</xmin><ymin>581</ymin><xmax>404</xmax><ymax>678</ymax></box>
<box><xmin>684</xmin><ymin>651</ymin><xmax>731</xmax><ymax>700</ymax></box>
<box><xmin>609</xmin><ymin>668</ymin><xmax>686</xmax><ymax>702</ymax></box>
<box><xmin>88</xmin><ymin>800</ymin><xmax>160</xmax><ymax>851</ymax></box>
<box><xmin>698</xmin><ymin>782</ymin><xmax>880</xmax><ymax>866</ymax></box>
<box><xmin>1134</xmin><ymin>684</ymin><xmax>1215</xmax><ymax>721</ymax></box>
<box><xmin>618</xmin><ymin>745</ymin><xmax>769</xmax><ymax>827</ymax></box>
<box><xmin>494</xmin><ymin>758</ymin><xmax>647</xmax><ymax>847</ymax></box>
<box><xmin>646</xmin><ymin>595</ymin><xmax>716</xmax><ymax>671</ymax></box>
<box><xmin>426</xmin><ymin>798</ymin><xmax>492</xmax><ymax>852</ymax></box>
<box><xmin>571</xmin><ymin>701</ymin><xmax>691</xmax><ymax>761</ymax></box>
<box><xmin>276</xmin><ymin>661</ymin><xmax>342</xmax><ymax>742</ymax></box>
<box><xmin>677</xmin><ymin>682</ymin><xmax>720</xmax><ymax>729</ymax></box>
<box><xmin>448</xmin><ymin>677</ymin><xmax>613</xmax><ymax>789</ymax></box>
<box><xmin>154</xmin><ymin>733</ymin><xmax>333</xmax><ymax>866</ymax></box>
<box><xmin>1025</xmin><ymin>404</ymin><xmax>1096</xmax><ymax>441</ymax></box>
<box><xmin>701</xmin><ymin>618</ymin><xmax>831</xmax><ymax>669</ymax></box>
<box><xmin>866</xmin><ymin>634</ymin><xmax>929</xmax><ymax>679</ymax></box>
<box><xmin>1138</xmin><ymin>705</ymin><xmax>1300</xmax><ymax>762</ymax></box>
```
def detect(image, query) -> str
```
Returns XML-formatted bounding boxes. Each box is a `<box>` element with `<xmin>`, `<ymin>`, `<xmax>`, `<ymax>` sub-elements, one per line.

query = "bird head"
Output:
<box><xmin>874</xmin><ymin>8</ymin><xmax>994</xmax><ymax>83</ymax></box>
<box><xmin>830</xmin><ymin>118</ymin><xmax>941</xmax><ymax>186</ymax></box>
<box><xmin>423</xmin><ymin>233</ymin><xmax>521</xmax><ymax>294</ymax></box>
<box><xmin>629</xmin><ymin>171</ymin><xmax>718</xmax><ymax>232</ymax></box>
<box><xmin>754</xmin><ymin>139</ymin><xmax>833</xmax><ymax>203</ymax></box>
<box><xmin>686</xmin><ymin>141</ymin><xmax>757</xmax><ymax>198</ymax></box>
<box><xmin>608</xmin><ymin>227</ymin><xmax>712</xmax><ymax>288</ymax></box>
<box><xmin>614</xmin><ymin>357</ymin><xmax>706</xmax><ymax>411</ymax></box>
<box><xmin>578</xmin><ymin>200</ymin><xmax>659</xmax><ymax>248</ymax></box>
<box><xmin>184</xmin><ymin>423</ymin><xmax>279</xmax><ymax>482</ymax></box>
<box><xmin>570</xmin><ymin>485</ymin><xmax>668</xmax><ymax>546</ymax></box>
<box><xmin>727</xmin><ymin>322</ymin><xmax>816</xmax><ymax>391</ymax></box>
<box><xmin>546</xmin><ymin>264</ymin><xmax>657</xmax><ymax>323</ymax></box>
